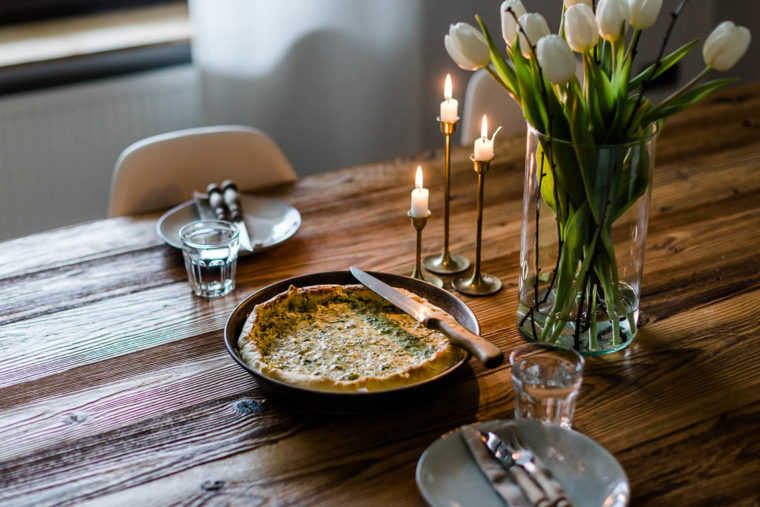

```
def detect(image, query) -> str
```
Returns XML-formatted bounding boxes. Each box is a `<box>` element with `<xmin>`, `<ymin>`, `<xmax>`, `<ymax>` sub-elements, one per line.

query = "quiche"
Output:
<box><xmin>237</xmin><ymin>284</ymin><xmax>464</xmax><ymax>392</ymax></box>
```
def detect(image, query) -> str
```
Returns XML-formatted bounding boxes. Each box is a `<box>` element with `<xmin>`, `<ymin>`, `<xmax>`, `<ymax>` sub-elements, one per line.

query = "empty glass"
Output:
<box><xmin>510</xmin><ymin>343</ymin><xmax>584</xmax><ymax>429</ymax></box>
<box><xmin>179</xmin><ymin>220</ymin><xmax>240</xmax><ymax>297</ymax></box>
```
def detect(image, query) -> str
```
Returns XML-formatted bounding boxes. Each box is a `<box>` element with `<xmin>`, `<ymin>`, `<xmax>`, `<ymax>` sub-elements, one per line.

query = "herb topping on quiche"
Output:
<box><xmin>237</xmin><ymin>284</ymin><xmax>463</xmax><ymax>392</ymax></box>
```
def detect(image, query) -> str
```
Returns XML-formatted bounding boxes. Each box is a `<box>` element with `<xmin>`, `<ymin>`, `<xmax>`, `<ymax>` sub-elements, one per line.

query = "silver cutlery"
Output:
<box><xmin>206</xmin><ymin>183</ymin><xmax>228</xmax><ymax>220</ymax></box>
<box><xmin>505</xmin><ymin>431</ymin><xmax>571</xmax><ymax>507</ymax></box>
<box><xmin>481</xmin><ymin>430</ymin><xmax>550</xmax><ymax>506</ymax></box>
<box><xmin>221</xmin><ymin>180</ymin><xmax>254</xmax><ymax>252</ymax></box>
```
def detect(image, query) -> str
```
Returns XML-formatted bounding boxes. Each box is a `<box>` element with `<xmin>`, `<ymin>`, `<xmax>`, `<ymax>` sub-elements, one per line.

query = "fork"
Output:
<box><xmin>506</xmin><ymin>431</ymin><xmax>572</xmax><ymax>507</ymax></box>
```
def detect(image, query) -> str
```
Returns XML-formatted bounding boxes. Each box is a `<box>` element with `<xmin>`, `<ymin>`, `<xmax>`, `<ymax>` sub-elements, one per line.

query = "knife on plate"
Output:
<box><xmin>349</xmin><ymin>267</ymin><xmax>503</xmax><ymax>368</ymax></box>
<box><xmin>221</xmin><ymin>180</ymin><xmax>254</xmax><ymax>252</ymax></box>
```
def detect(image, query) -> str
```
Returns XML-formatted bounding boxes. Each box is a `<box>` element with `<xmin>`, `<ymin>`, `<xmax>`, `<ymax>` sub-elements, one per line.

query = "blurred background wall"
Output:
<box><xmin>0</xmin><ymin>0</ymin><xmax>757</xmax><ymax>240</ymax></box>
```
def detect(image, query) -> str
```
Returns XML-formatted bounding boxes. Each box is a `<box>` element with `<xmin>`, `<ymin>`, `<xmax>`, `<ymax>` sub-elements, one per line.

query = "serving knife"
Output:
<box><xmin>221</xmin><ymin>180</ymin><xmax>254</xmax><ymax>252</ymax></box>
<box><xmin>349</xmin><ymin>267</ymin><xmax>503</xmax><ymax>368</ymax></box>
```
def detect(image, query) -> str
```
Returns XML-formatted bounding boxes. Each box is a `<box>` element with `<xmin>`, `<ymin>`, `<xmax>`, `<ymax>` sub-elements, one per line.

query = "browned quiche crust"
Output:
<box><xmin>237</xmin><ymin>284</ymin><xmax>463</xmax><ymax>392</ymax></box>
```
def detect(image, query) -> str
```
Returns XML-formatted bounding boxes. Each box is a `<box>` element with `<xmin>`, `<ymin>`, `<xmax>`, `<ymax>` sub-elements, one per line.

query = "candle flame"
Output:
<box><xmin>444</xmin><ymin>74</ymin><xmax>452</xmax><ymax>101</ymax></box>
<box><xmin>415</xmin><ymin>166</ymin><xmax>423</xmax><ymax>188</ymax></box>
<box><xmin>480</xmin><ymin>115</ymin><xmax>488</xmax><ymax>139</ymax></box>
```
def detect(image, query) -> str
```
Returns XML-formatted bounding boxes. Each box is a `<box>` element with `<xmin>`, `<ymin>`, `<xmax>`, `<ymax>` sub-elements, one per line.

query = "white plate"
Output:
<box><xmin>416</xmin><ymin>419</ymin><xmax>629</xmax><ymax>507</ymax></box>
<box><xmin>156</xmin><ymin>195</ymin><xmax>301</xmax><ymax>256</ymax></box>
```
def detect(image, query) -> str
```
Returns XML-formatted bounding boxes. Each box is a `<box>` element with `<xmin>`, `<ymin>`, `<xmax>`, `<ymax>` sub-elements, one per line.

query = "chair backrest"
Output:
<box><xmin>107</xmin><ymin>125</ymin><xmax>297</xmax><ymax>217</ymax></box>
<box><xmin>460</xmin><ymin>69</ymin><xmax>527</xmax><ymax>146</ymax></box>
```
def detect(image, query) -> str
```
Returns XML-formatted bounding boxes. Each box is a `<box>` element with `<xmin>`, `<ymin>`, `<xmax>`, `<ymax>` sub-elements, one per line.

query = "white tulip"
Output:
<box><xmin>564</xmin><ymin>0</ymin><xmax>592</xmax><ymax>7</ymax></box>
<box><xmin>626</xmin><ymin>0</ymin><xmax>662</xmax><ymax>30</ymax></box>
<box><xmin>596</xmin><ymin>0</ymin><xmax>627</xmax><ymax>42</ymax></box>
<box><xmin>703</xmin><ymin>21</ymin><xmax>751</xmax><ymax>71</ymax></box>
<box><xmin>444</xmin><ymin>22</ymin><xmax>491</xmax><ymax>71</ymax></box>
<box><xmin>565</xmin><ymin>4</ymin><xmax>599</xmax><ymax>52</ymax></box>
<box><xmin>501</xmin><ymin>0</ymin><xmax>527</xmax><ymax>47</ymax></box>
<box><xmin>517</xmin><ymin>13</ymin><xmax>551</xmax><ymax>58</ymax></box>
<box><xmin>537</xmin><ymin>35</ymin><xmax>577</xmax><ymax>85</ymax></box>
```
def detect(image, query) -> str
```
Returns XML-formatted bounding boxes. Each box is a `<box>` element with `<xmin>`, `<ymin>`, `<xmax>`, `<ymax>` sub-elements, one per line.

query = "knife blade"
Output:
<box><xmin>349</xmin><ymin>266</ymin><xmax>503</xmax><ymax>368</ymax></box>
<box><xmin>221</xmin><ymin>180</ymin><xmax>254</xmax><ymax>252</ymax></box>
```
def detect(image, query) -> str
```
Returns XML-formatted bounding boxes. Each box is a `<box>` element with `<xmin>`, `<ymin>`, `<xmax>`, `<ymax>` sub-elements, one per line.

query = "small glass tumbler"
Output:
<box><xmin>179</xmin><ymin>220</ymin><xmax>240</xmax><ymax>298</ymax></box>
<box><xmin>510</xmin><ymin>343</ymin><xmax>585</xmax><ymax>429</ymax></box>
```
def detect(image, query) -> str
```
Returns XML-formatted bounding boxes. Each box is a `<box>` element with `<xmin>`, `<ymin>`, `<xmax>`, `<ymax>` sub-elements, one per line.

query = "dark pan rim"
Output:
<box><xmin>223</xmin><ymin>270</ymin><xmax>479</xmax><ymax>398</ymax></box>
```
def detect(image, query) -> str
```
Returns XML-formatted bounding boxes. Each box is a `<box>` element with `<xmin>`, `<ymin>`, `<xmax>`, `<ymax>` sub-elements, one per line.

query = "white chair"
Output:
<box><xmin>107</xmin><ymin>125</ymin><xmax>297</xmax><ymax>217</ymax></box>
<box><xmin>460</xmin><ymin>69</ymin><xmax>526</xmax><ymax>146</ymax></box>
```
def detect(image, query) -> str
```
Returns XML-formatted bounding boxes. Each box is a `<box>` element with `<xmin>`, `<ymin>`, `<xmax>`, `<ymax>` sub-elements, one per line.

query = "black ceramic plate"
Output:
<box><xmin>224</xmin><ymin>271</ymin><xmax>479</xmax><ymax>411</ymax></box>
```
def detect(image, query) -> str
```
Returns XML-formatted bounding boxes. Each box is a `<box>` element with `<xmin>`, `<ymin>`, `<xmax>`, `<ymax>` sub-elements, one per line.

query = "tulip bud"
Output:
<box><xmin>626</xmin><ymin>0</ymin><xmax>662</xmax><ymax>30</ymax></box>
<box><xmin>537</xmin><ymin>35</ymin><xmax>577</xmax><ymax>85</ymax></box>
<box><xmin>517</xmin><ymin>13</ymin><xmax>551</xmax><ymax>58</ymax></box>
<box><xmin>564</xmin><ymin>0</ymin><xmax>592</xmax><ymax>7</ymax></box>
<box><xmin>444</xmin><ymin>22</ymin><xmax>491</xmax><ymax>71</ymax></box>
<box><xmin>565</xmin><ymin>4</ymin><xmax>599</xmax><ymax>52</ymax></box>
<box><xmin>596</xmin><ymin>0</ymin><xmax>627</xmax><ymax>42</ymax></box>
<box><xmin>703</xmin><ymin>21</ymin><xmax>751</xmax><ymax>71</ymax></box>
<box><xmin>501</xmin><ymin>0</ymin><xmax>527</xmax><ymax>47</ymax></box>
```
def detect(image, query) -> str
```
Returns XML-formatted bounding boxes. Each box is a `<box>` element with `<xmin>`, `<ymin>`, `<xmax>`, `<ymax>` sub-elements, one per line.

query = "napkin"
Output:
<box><xmin>461</xmin><ymin>426</ymin><xmax>535</xmax><ymax>507</ymax></box>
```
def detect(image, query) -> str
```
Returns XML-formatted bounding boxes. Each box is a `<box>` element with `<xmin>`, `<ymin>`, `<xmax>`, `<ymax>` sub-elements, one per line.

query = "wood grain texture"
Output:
<box><xmin>1</xmin><ymin>83</ymin><xmax>760</xmax><ymax>506</ymax></box>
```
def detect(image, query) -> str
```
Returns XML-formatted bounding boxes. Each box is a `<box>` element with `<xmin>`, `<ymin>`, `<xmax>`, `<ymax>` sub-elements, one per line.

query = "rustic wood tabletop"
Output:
<box><xmin>1</xmin><ymin>83</ymin><xmax>759</xmax><ymax>506</ymax></box>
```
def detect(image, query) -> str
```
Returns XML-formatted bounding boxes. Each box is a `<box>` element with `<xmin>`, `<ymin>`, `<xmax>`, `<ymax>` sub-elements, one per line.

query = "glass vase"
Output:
<box><xmin>516</xmin><ymin>126</ymin><xmax>657</xmax><ymax>355</ymax></box>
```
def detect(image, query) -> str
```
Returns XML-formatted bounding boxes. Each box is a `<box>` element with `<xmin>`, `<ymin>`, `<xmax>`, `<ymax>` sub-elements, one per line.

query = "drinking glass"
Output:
<box><xmin>510</xmin><ymin>343</ymin><xmax>584</xmax><ymax>429</ymax></box>
<box><xmin>179</xmin><ymin>220</ymin><xmax>240</xmax><ymax>297</ymax></box>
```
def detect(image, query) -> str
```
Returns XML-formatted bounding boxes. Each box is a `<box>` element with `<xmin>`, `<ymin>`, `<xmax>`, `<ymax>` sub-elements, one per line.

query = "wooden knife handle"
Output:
<box><xmin>427</xmin><ymin>316</ymin><xmax>504</xmax><ymax>368</ymax></box>
<box><xmin>221</xmin><ymin>180</ymin><xmax>242</xmax><ymax>221</ymax></box>
<box><xmin>206</xmin><ymin>183</ymin><xmax>227</xmax><ymax>220</ymax></box>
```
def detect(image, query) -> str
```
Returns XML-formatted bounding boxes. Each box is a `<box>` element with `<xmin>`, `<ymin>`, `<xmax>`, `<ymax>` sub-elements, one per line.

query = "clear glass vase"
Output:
<box><xmin>516</xmin><ymin>126</ymin><xmax>657</xmax><ymax>355</ymax></box>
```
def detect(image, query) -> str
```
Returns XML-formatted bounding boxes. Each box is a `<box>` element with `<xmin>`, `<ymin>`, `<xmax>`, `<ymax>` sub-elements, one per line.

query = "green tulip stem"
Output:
<box><xmin>649</xmin><ymin>66</ymin><xmax>711</xmax><ymax>114</ymax></box>
<box><xmin>589</xmin><ymin>284</ymin><xmax>599</xmax><ymax>350</ymax></box>
<box><xmin>624</xmin><ymin>0</ymin><xmax>690</xmax><ymax>135</ymax></box>
<box><xmin>484</xmin><ymin>64</ymin><xmax>517</xmax><ymax>98</ymax></box>
<box><xmin>623</xmin><ymin>29</ymin><xmax>641</xmax><ymax>65</ymax></box>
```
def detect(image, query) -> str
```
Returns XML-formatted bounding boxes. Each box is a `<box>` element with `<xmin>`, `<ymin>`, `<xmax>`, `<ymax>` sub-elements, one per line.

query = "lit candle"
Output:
<box><xmin>410</xmin><ymin>166</ymin><xmax>429</xmax><ymax>217</ymax></box>
<box><xmin>473</xmin><ymin>115</ymin><xmax>502</xmax><ymax>161</ymax></box>
<box><xmin>440</xmin><ymin>74</ymin><xmax>458</xmax><ymax>123</ymax></box>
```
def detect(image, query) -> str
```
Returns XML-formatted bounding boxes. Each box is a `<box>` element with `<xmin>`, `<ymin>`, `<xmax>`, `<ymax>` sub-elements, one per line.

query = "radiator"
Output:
<box><xmin>0</xmin><ymin>65</ymin><xmax>202</xmax><ymax>240</ymax></box>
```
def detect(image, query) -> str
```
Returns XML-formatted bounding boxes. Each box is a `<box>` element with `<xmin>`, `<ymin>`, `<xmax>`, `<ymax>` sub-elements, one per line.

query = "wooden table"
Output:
<box><xmin>2</xmin><ymin>83</ymin><xmax>759</xmax><ymax>506</ymax></box>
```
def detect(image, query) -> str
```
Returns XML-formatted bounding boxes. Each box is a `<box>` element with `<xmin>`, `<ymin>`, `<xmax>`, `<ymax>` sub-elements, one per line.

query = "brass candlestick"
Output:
<box><xmin>423</xmin><ymin>117</ymin><xmax>471</xmax><ymax>275</ymax></box>
<box><xmin>409</xmin><ymin>211</ymin><xmax>443</xmax><ymax>288</ymax></box>
<box><xmin>453</xmin><ymin>156</ymin><xmax>502</xmax><ymax>296</ymax></box>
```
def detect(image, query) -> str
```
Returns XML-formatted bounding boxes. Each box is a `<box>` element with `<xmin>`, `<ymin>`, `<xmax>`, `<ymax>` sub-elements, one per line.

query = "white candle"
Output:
<box><xmin>440</xmin><ymin>74</ymin><xmax>458</xmax><ymax>123</ymax></box>
<box><xmin>473</xmin><ymin>115</ymin><xmax>502</xmax><ymax>161</ymax></box>
<box><xmin>410</xmin><ymin>166</ymin><xmax>429</xmax><ymax>217</ymax></box>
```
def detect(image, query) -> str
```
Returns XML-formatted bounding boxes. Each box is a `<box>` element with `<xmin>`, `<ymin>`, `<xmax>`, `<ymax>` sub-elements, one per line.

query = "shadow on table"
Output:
<box><xmin>262</xmin><ymin>361</ymin><xmax>481</xmax><ymax>421</ymax></box>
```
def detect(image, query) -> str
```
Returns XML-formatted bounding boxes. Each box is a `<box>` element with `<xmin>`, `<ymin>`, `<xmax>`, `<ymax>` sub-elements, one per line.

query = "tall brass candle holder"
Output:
<box><xmin>423</xmin><ymin>117</ymin><xmax>471</xmax><ymax>275</ymax></box>
<box><xmin>409</xmin><ymin>211</ymin><xmax>443</xmax><ymax>288</ymax></box>
<box><xmin>453</xmin><ymin>156</ymin><xmax>502</xmax><ymax>296</ymax></box>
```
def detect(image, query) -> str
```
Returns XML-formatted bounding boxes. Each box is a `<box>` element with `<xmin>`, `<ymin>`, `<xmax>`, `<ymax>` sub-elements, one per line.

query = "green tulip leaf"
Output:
<box><xmin>610</xmin><ymin>141</ymin><xmax>650</xmax><ymax>222</ymax></box>
<box><xmin>629</xmin><ymin>39</ymin><xmax>699</xmax><ymax>91</ymax></box>
<box><xmin>475</xmin><ymin>15</ymin><xmax>519</xmax><ymax>99</ymax></box>
<box><xmin>644</xmin><ymin>77</ymin><xmax>738</xmax><ymax>124</ymax></box>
